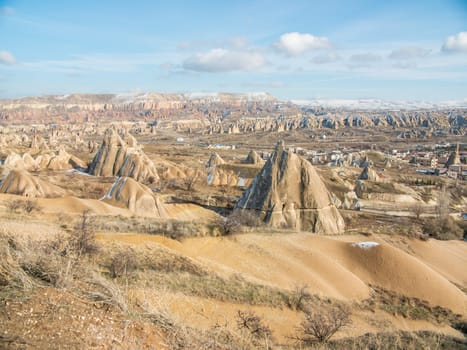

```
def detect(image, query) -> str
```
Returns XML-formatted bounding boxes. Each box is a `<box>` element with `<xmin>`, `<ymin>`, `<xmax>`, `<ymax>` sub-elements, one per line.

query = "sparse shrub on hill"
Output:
<box><xmin>109</xmin><ymin>248</ymin><xmax>137</xmax><ymax>278</ymax></box>
<box><xmin>294</xmin><ymin>304</ymin><xmax>351</xmax><ymax>344</ymax></box>
<box><xmin>236</xmin><ymin>310</ymin><xmax>273</xmax><ymax>348</ymax></box>
<box><xmin>216</xmin><ymin>210</ymin><xmax>263</xmax><ymax>235</ymax></box>
<box><xmin>69</xmin><ymin>210</ymin><xmax>99</xmax><ymax>256</ymax></box>
<box><xmin>422</xmin><ymin>217</ymin><xmax>463</xmax><ymax>240</ymax></box>
<box><xmin>22</xmin><ymin>199</ymin><xmax>42</xmax><ymax>213</ymax></box>
<box><xmin>5</xmin><ymin>198</ymin><xmax>41</xmax><ymax>214</ymax></box>
<box><xmin>287</xmin><ymin>284</ymin><xmax>313</xmax><ymax>311</ymax></box>
<box><xmin>5</xmin><ymin>199</ymin><xmax>23</xmax><ymax>213</ymax></box>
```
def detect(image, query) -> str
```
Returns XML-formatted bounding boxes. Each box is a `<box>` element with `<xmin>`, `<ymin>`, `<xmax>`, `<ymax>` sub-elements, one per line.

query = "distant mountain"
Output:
<box><xmin>291</xmin><ymin>98</ymin><xmax>467</xmax><ymax>110</ymax></box>
<box><xmin>0</xmin><ymin>92</ymin><xmax>277</xmax><ymax>110</ymax></box>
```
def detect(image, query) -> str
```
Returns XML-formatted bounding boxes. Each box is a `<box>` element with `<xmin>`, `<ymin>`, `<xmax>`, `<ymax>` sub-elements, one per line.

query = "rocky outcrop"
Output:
<box><xmin>2</xmin><ymin>148</ymin><xmax>86</xmax><ymax>172</ymax></box>
<box><xmin>102</xmin><ymin>177</ymin><xmax>167</xmax><ymax>216</ymax></box>
<box><xmin>88</xmin><ymin>127</ymin><xmax>159</xmax><ymax>183</ymax></box>
<box><xmin>243</xmin><ymin>150</ymin><xmax>265</xmax><ymax>165</ymax></box>
<box><xmin>235</xmin><ymin>141</ymin><xmax>345</xmax><ymax>234</ymax></box>
<box><xmin>358</xmin><ymin>166</ymin><xmax>380</xmax><ymax>182</ymax></box>
<box><xmin>0</xmin><ymin>169</ymin><xmax>65</xmax><ymax>197</ymax></box>
<box><xmin>206</xmin><ymin>152</ymin><xmax>225</xmax><ymax>168</ymax></box>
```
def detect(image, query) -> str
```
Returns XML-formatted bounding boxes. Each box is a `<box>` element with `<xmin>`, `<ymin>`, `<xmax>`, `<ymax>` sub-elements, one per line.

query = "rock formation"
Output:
<box><xmin>206</xmin><ymin>152</ymin><xmax>225</xmax><ymax>168</ymax></box>
<box><xmin>0</xmin><ymin>169</ymin><xmax>65</xmax><ymax>198</ymax></box>
<box><xmin>235</xmin><ymin>141</ymin><xmax>345</xmax><ymax>234</ymax></box>
<box><xmin>358</xmin><ymin>166</ymin><xmax>380</xmax><ymax>182</ymax></box>
<box><xmin>242</xmin><ymin>150</ymin><xmax>265</xmax><ymax>165</ymax></box>
<box><xmin>88</xmin><ymin>127</ymin><xmax>159</xmax><ymax>183</ymax></box>
<box><xmin>102</xmin><ymin>177</ymin><xmax>167</xmax><ymax>216</ymax></box>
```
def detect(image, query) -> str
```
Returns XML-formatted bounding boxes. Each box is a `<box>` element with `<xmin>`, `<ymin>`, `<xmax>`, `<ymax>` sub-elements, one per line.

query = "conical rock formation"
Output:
<box><xmin>102</xmin><ymin>177</ymin><xmax>167</xmax><ymax>216</ymax></box>
<box><xmin>235</xmin><ymin>141</ymin><xmax>345</xmax><ymax>234</ymax></box>
<box><xmin>243</xmin><ymin>150</ymin><xmax>265</xmax><ymax>165</ymax></box>
<box><xmin>88</xmin><ymin>127</ymin><xmax>159</xmax><ymax>183</ymax></box>
<box><xmin>206</xmin><ymin>152</ymin><xmax>225</xmax><ymax>168</ymax></box>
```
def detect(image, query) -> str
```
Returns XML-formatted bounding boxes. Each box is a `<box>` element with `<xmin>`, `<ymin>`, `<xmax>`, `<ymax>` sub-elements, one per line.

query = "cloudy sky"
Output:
<box><xmin>0</xmin><ymin>0</ymin><xmax>466</xmax><ymax>101</ymax></box>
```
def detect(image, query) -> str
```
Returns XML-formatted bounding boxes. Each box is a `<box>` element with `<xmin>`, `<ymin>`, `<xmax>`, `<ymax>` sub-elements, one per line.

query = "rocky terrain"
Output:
<box><xmin>0</xmin><ymin>92</ymin><xmax>466</xmax><ymax>349</ymax></box>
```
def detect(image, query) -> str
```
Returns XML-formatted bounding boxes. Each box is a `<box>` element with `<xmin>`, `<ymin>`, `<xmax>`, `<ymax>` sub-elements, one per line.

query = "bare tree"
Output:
<box><xmin>295</xmin><ymin>305</ymin><xmax>351</xmax><ymax>344</ymax></box>
<box><xmin>435</xmin><ymin>186</ymin><xmax>450</xmax><ymax>220</ymax></box>
<box><xmin>413</xmin><ymin>202</ymin><xmax>424</xmax><ymax>220</ymax></box>
<box><xmin>183</xmin><ymin>173</ymin><xmax>199</xmax><ymax>191</ymax></box>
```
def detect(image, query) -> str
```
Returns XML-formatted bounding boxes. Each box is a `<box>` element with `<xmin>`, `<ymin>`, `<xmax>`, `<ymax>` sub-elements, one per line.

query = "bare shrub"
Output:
<box><xmin>22</xmin><ymin>199</ymin><xmax>42</xmax><ymax>213</ymax></box>
<box><xmin>5</xmin><ymin>199</ymin><xmax>23</xmax><ymax>213</ymax></box>
<box><xmin>216</xmin><ymin>210</ymin><xmax>263</xmax><ymax>235</ymax></box>
<box><xmin>84</xmin><ymin>271</ymin><xmax>128</xmax><ymax>312</ymax></box>
<box><xmin>412</xmin><ymin>202</ymin><xmax>424</xmax><ymax>220</ymax></box>
<box><xmin>422</xmin><ymin>217</ymin><xmax>463</xmax><ymax>240</ymax></box>
<box><xmin>5</xmin><ymin>199</ymin><xmax>41</xmax><ymax>214</ymax></box>
<box><xmin>287</xmin><ymin>285</ymin><xmax>313</xmax><ymax>311</ymax></box>
<box><xmin>69</xmin><ymin>210</ymin><xmax>99</xmax><ymax>257</ymax></box>
<box><xmin>295</xmin><ymin>304</ymin><xmax>351</xmax><ymax>344</ymax></box>
<box><xmin>236</xmin><ymin>310</ymin><xmax>273</xmax><ymax>348</ymax></box>
<box><xmin>109</xmin><ymin>249</ymin><xmax>137</xmax><ymax>278</ymax></box>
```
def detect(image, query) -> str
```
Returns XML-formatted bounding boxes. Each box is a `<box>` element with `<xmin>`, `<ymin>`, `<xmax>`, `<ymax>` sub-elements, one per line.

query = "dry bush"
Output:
<box><xmin>0</xmin><ymin>230</ymin><xmax>34</xmax><ymax>290</ymax></box>
<box><xmin>109</xmin><ymin>248</ymin><xmax>137</xmax><ymax>278</ymax></box>
<box><xmin>83</xmin><ymin>271</ymin><xmax>128</xmax><ymax>312</ymax></box>
<box><xmin>0</xmin><ymin>230</ymin><xmax>76</xmax><ymax>291</ymax></box>
<box><xmin>422</xmin><ymin>217</ymin><xmax>463</xmax><ymax>240</ymax></box>
<box><xmin>287</xmin><ymin>284</ymin><xmax>313</xmax><ymax>311</ymax></box>
<box><xmin>5</xmin><ymin>199</ymin><xmax>23</xmax><ymax>213</ymax></box>
<box><xmin>236</xmin><ymin>310</ymin><xmax>273</xmax><ymax>348</ymax></box>
<box><xmin>295</xmin><ymin>304</ymin><xmax>351</xmax><ymax>344</ymax></box>
<box><xmin>216</xmin><ymin>210</ymin><xmax>263</xmax><ymax>235</ymax></box>
<box><xmin>5</xmin><ymin>199</ymin><xmax>41</xmax><ymax>214</ymax></box>
<box><xmin>69</xmin><ymin>210</ymin><xmax>99</xmax><ymax>256</ymax></box>
<box><xmin>22</xmin><ymin>200</ymin><xmax>42</xmax><ymax>214</ymax></box>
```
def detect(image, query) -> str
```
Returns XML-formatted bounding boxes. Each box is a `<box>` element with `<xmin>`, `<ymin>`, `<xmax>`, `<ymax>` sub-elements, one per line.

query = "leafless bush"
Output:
<box><xmin>295</xmin><ymin>304</ymin><xmax>351</xmax><ymax>344</ymax></box>
<box><xmin>287</xmin><ymin>285</ymin><xmax>313</xmax><ymax>311</ymax></box>
<box><xmin>109</xmin><ymin>249</ymin><xmax>137</xmax><ymax>278</ymax></box>
<box><xmin>216</xmin><ymin>210</ymin><xmax>263</xmax><ymax>235</ymax></box>
<box><xmin>412</xmin><ymin>202</ymin><xmax>424</xmax><ymax>220</ymax></box>
<box><xmin>22</xmin><ymin>199</ymin><xmax>42</xmax><ymax>213</ymax></box>
<box><xmin>5</xmin><ymin>199</ymin><xmax>23</xmax><ymax>213</ymax></box>
<box><xmin>5</xmin><ymin>199</ymin><xmax>41</xmax><ymax>214</ymax></box>
<box><xmin>236</xmin><ymin>310</ymin><xmax>273</xmax><ymax>348</ymax></box>
<box><xmin>69</xmin><ymin>210</ymin><xmax>99</xmax><ymax>257</ymax></box>
<box><xmin>422</xmin><ymin>217</ymin><xmax>463</xmax><ymax>240</ymax></box>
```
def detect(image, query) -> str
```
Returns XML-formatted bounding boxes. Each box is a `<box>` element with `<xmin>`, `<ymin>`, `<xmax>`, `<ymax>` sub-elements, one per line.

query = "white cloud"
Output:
<box><xmin>442</xmin><ymin>31</ymin><xmax>467</xmax><ymax>52</ymax></box>
<box><xmin>388</xmin><ymin>47</ymin><xmax>431</xmax><ymax>60</ymax></box>
<box><xmin>183</xmin><ymin>49</ymin><xmax>265</xmax><ymax>72</ymax></box>
<box><xmin>0</xmin><ymin>51</ymin><xmax>16</xmax><ymax>65</ymax></box>
<box><xmin>274</xmin><ymin>32</ymin><xmax>331</xmax><ymax>56</ymax></box>
<box><xmin>311</xmin><ymin>52</ymin><xmax>341</xmax><ymax>64</ymax></box>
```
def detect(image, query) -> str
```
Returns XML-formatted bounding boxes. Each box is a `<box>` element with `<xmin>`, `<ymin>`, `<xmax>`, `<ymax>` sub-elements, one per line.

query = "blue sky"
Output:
<box><xmin>0</xmin><ymin>0</ymin><xmax>466</xmax><ymax>101</ymax></box>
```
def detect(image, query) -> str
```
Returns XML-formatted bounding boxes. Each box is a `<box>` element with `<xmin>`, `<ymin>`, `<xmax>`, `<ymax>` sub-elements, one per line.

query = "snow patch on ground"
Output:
<box><xmin>352</xmin><ymin>241</ymin><xmax>380</xmax><ymax>249</ymax></box>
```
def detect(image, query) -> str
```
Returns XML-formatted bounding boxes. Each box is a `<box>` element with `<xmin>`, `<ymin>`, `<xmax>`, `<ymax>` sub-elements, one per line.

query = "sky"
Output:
<box><xmin>0</xmin><ymin>0</ymin><xmax>466</xmax><ymax>101</ymax></box>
